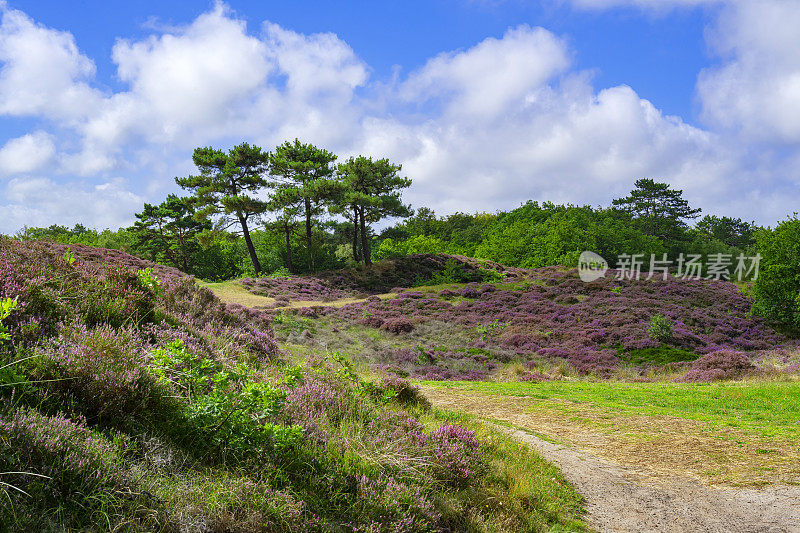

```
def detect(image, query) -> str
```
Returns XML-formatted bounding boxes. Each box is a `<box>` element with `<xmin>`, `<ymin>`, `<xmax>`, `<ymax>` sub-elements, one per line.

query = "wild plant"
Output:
<box><xmin>648</xmin><ymin>314</ymin><xmax>674</xmax><ymax>342</ymax></box>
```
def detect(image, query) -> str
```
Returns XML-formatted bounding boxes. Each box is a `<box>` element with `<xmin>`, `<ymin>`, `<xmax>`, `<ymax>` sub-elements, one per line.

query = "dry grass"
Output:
<box><xmin>201</xmin><ymin>279</ymin><xmax>396</xmax><ymax>309</ymax></box>
<box><xmin>422</xmin><ymin>386</ymin><xmax>800</xmax><ymax>486</ymax></box>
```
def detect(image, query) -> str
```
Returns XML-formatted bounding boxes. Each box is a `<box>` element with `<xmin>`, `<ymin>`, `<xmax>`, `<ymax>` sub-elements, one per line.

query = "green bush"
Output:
<box><xmin>752</xmin><ymin>216</ymin><xmax>800</xmax><ymax>330</ymax></box>
<box><xmin>647</xmin><ymin>314</ymin><xmax>673</xmax><ymax>342</ymax></box>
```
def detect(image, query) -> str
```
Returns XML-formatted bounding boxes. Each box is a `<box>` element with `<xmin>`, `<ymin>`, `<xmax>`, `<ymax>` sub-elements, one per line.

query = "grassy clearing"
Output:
<box><xmin>421</xmin><ymin>380</ymin><xmax>800</xmax><ymax>486</ymax></box>
<box><xmin>202</xmin><ymin>279</ymin><xmax>397</xmax><ymax>309</ymax></box>
<box><xmin>201</xmin><ymin>279</ymin><xmax>276</xmax><ymax>307</ymax></box>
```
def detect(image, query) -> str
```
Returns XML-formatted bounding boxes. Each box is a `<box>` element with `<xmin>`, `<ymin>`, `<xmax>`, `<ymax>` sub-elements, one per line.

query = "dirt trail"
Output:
<box><xmin>424</xmin><ymin>390</ymin><xmax>800</xmax><ymax>533</ymax></box>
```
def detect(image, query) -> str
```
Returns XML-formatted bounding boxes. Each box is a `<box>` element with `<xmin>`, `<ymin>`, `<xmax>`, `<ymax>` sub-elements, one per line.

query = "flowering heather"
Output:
<box><xmin>311</xmin><ymin>266</ymin><xmax>796</xmax><ymax>378</ymax></box>
<box><xmin>0</xmin><ymin>408</ymin><xmax>131</xmax><ymax>529</ymax></box>
<box><xmin>281</xmin><ymin>377</ymin><xmax>354</xmax><ymax>442</ymax></box>
<box><xmin>0</xmin><ymin>240</ymin><xmax>587</xmax><ymax>530</ymax></box>
<box><xmin>429</xmin><ymin>424</ymin><xmax>486</xmax><ymax>486</ymax></box>
<box><xmin>352</xmin><ymin>474</ymin><xmax>441</xmax><ymax>532</ymax></box>
<box><xmin>674</xmin><ymin>349</ymin><xmax>755</xmax><ymax>382</ymax></box>
<box><xmin>239</xmin><ymin>275</ymin><xmax>355</xmax><ymax>301</ymax></box>
<box><xmin>239</xmin><ymin>254</ymin><xmax>522</xmax><ymax>301</ymax></box>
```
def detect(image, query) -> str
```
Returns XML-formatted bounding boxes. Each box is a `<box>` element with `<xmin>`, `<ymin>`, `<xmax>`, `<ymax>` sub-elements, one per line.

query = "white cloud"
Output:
<box><xmin>0</xmin><ymin>0</ymin><xmax>798</xmax><ymax>234</ymax></box>
<box><xmin>1</xmin><ymin>177</ymin><xmax>144</xmax><ymax>233</ymax></box>
<box><xmin>400</xmin><ymin>25</ymin><xmax>571</xmax><ymax>117</ymax></box>
<box><xmin>0</xmin><ymin>131</ymin><xmax>56</xmax><ymax>176</ymax></box>
<box><xmin>0</xmin><ymin>4</ymin><xmax>102</xmax><ymax>122</ymax></box>
<box><xmin>698</xmin><ymin>0</ymin><xmax>800</xmax><ymax>145</ymax></box>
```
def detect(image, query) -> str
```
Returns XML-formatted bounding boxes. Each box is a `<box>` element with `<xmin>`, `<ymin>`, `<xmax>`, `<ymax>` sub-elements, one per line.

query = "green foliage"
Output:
<box><xmin>475</xmin><ymin>319</ymin><xmax>506</xmax><ymax>341</ymax></box>
<box><xmin>334</xmin><ymin>155</ymin><xmax>412</xmax><ymax>265</ymax></box>
<box><xmin>0</xmin><ymin>297</ymin><xmax>18</xmax><ymax>342</ymax></box>
<box><xmin>148</xmin><ymin>340</ymin><xmax>302</xmax><ymax>457</ymax></box>
<box><xmin>176</xmin><ymin>142</ymin><xmax>271</xmax><ymax>274</ymax></box>
<box><xmin>377</xmin><ymin>201</ymin><xmax>663</xmax><ymax>269</ymax></box>
<box><xmin>415</xmin><ymin>258</ymin><xmax>472</xmax><ymax>285</ymax></box>
<box><xmin>272</xmin><ymin>311</ymin><xmax>313</xmax><ymax>335</ymax></box>
<box><xmin>128</xmin><ymin>194</ymin><xmax>211</xmax><ymax>274</ymax></box>
<box><xmin>136</xmin><ymin>268</ymin><xmax>161</xmax><ymax>294</ymax></box>
<box><xmin>269</xmin><ymin>139</ymin><xmax>338</xmax><ymax>270</ymax></box>
<box><xmin>612</xmin><ymin>178</ymin><xmax>701</xmax><ymax>252</ymax></box>
<box><xmin>374</xmin><ymin>235</ymin><xmax>452</xmax><ymax>260</ymax></box>
<box><xmin>751</xmin><ymin>216</ymin><xmax>800</xmax><ymax>329</ymax></box>
<box><xmin>619</xmin><ymin>346</ymin><xmax>699</xmax><ymax>365</ymax></box>
<box><xmin>647</xmin><ymin>314</ymin><xmax>674</xmax><ymax>342</ymax></box>
<box><xmin>268</xmin><ymin>266</ymin><xmax>292</xmax><ymax>279</ymax></box>
<box><xmin>694</xmin><ymin>215</ymin><xmax>757</xmax><ymax>250</ymax></box>
<box><xmin>15</xmin><ymin>224</ymin><xmax>135</xmax><ymax>252</ymax></box>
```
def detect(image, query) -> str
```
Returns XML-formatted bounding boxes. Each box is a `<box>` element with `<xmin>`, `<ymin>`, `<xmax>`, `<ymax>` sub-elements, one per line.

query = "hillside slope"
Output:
<box><xmin>0</xmin><ymin>240</ymin><xmax>585</xmax><ymax>532</ymax></box>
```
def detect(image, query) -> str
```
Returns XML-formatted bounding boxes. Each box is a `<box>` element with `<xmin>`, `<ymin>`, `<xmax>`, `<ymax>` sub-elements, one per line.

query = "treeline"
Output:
<box><xmin>14</xmin><ymin>140</ymin><xmax>412</xmax><ymax>280</ymax></box>
<box><xmin>377</xmin><ymin>178</ymin><xmax>758</xmax><ymax>269</ymax></box>
<box><xmin>11</xmin><ymin>171</ymin><xmax>800</xmax><ymax>331</ymax></box>
<box><xmin>13</xmin><ymin>176</ymin><xmax>760</xmax><ymax>280</ymax></box>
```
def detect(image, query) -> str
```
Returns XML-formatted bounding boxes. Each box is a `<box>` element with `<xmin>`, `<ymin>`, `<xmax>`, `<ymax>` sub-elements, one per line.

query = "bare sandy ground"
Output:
<box><xmin>506</xmin><ymin>426</ymin><xmax>800</xmax><ymax>533</ymax></box>
<box><xmin>424</xmin><ymin>389</ymin><xmax>800</xmax><ymax>533</ymax></box>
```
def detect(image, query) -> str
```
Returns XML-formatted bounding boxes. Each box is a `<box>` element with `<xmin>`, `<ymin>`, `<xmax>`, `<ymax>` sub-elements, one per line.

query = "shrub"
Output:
<box><xmin>751</xmin><ymin>216</ymin><xmax>800</xmax><ymax>329</ymax></box>
<box><xmin>647</xmin><ymin>314</ymin><xmax>673</xmax><ymax>342</ymax></box>
<box><xmin>380</xmin><ymin>317</ymin><xmax>414</xmax><ymax>334</ymax></box>
<box><xmin>674</xmin><ymin>349</ymin><xmax>753</xmax><ymax>382</ymax></box>
<box><xmin>429</xmin><ymin>424</ymin><xmax>486</xmax><ymax>486</ymax></box>
<box><xmin>0</xmin><ymin>408</ymin><xmax>138</xmax><ymax>530</ymax></box>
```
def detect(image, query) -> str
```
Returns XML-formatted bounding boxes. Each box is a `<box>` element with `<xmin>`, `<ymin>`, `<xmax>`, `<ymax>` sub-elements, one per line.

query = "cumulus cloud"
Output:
<box><xmin>0</xmin><ymin>131</ymin><xmax>56</xmax><ymax>176</ymax></box>
<box><xmin>0</xmin><ymin>3</ymin><xmax>102</xmax><ymax>122</ymax></box>
<box><xmin>0</xmin><ymin>177</ymin><xmax>144</xmax><ymax>233</ymax></box>
<box><xmin>0</xmin><ymin>0</ymin><xmax>798</xmax><ymax>232</ymax></box>
<box><xmin>698</xmin><ymin>0</ymin><xmax>800</xmax><ymax>145</ymax></box>
<box><xmin>400</xmin><ymin>25</ymin><xmax>571</xmax><ymax>117</ymax></box>
<box><xmin>363</xmin><ymin>29</ymin><xmax>731</xmax><ymax>215</ymax></box>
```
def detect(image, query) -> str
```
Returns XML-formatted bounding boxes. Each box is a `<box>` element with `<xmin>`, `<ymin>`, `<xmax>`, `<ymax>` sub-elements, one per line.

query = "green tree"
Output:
<box><xmin>129</xmin><ymin>195</ymin><xmax>210</xmax><ymax>273</ymax></box>
<box><xmin>335</xmin><ymin>156</ymin><xmax>412</xmax><ymax>266</ymax></box>
<box><xmin>612</xmin><ymin>178</ymin><xmax>701</xmax><ymax>248</ymax></box>
<box><xmin>269</xmin><ymin>140</ymin><xmax>337</xmax><ymax>268</ymax></box>
<box><xmin>176</xmin><ymin>142</ymin><xmax>270</xmax><ymax>275</ymax></box>
<box><xmin>265</xmin><ymin>197</ymin><xmax>302</xmax><ymax>273</ymax></box>
<box><xmin>694</xmin><ymin>215</ymin><xmax>757</xmax><ymax>249</ymax></box>
<box><xmin>751</xmin><ymin>216</ymin><xmax>800</xmax><ymax>329</ymax></box>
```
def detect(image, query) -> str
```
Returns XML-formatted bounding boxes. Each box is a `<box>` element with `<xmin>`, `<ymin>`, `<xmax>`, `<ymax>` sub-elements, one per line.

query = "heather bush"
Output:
<box><xmin>0</xmin><ymin>239</ymin><xmax>587</xmax><ymax>530</ymax></box>
<box><xmin>0</xmin><ymin>408</ymin><xmax>151</xmax><ymax>531</ymax></box>
<box><xmin>429</xmin><ymin>424</ymin><xmax>487</xmax><ymax>486</ymax></box>
<box><xmin>362</xmin><ymin>375</ymin><xmax>429</xmax><ymax>408</ymax></box>
<box><xmin>380</xmin><ymin>317</ymin><xmax>415</xmax><ymax>334</ymax></box>
<box><xmin>31</xmin><ymin>324</ymin><xmax>164</xmax><ymax>424</ymax></box>
<box><xmin>675</xmin><ymin>349</ymin><xmax>754</xmax><ymax>382</ymax></box>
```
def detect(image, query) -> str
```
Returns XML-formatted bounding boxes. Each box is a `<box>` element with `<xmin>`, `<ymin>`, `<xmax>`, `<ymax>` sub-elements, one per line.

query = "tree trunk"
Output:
<box><xmin>284</xmin><ymin>226</ymin><xmax>293</xmax><ymax>273</ymax></box>
<box><xmin>178</xmin><ymin>234</ymin><xmax>189</xmax><ymax>273</ymax></box>
<box><xmin>359</xmin><ymin>206</ymin><xmax>372</xmax><ymax>266</ymax></box>
<box><xmin>239</xmin><ymin>215</ymin><xmax>262</xmax><ymax>275</ymax></box>
<box><xmin>351</xmin><ymin>206</ymin><xmax>360</xmax><ymax>262</ymax></box>
<box><xmin>304</xmin><ymin>197</ymin><xmax>314</xmax><ymax>270</ymax></box>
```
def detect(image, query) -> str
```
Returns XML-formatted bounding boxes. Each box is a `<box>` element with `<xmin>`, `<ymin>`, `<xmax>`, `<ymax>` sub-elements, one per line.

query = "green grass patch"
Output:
<box><xmin>618</xmin><ymin>345</ymin><xmax>699</xmax><ymax>365</ymax></box>
<box><xmin>420</xmin><ymin>380</ymin><xmax>800</xmax><ymax>441</ymax></box>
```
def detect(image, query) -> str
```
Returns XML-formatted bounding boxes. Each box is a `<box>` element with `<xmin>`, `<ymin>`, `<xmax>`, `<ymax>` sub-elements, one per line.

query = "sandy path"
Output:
<box><xmin>506</xmin><ymin>427</ymin><xmax>800</xmax><ymax>533</ymax></box>
<box><xmin>424</xmin><ymin>389</ymin><xmax>800</xmax><ymax>533</ymax></box>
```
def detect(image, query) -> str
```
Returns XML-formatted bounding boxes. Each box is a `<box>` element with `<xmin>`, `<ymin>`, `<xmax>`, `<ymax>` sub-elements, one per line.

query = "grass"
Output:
<box><xmin>421</xmin><ymin>380</ymin><xmax>800</xmax><ymax>485</ymax></box>
<box><xmin>200</xmin><ymin>279</ymin><xmax>275</xmax><ymax>308</ymax></box>
<box><xmin>201</xmin><ymin>279</ymin><xmax>397</xmax><ymax>309</ymax></box>
<box><xmin>416</xmin><ymin>407</ymin><xmax>587</xmax><ymax>532</ymax></box>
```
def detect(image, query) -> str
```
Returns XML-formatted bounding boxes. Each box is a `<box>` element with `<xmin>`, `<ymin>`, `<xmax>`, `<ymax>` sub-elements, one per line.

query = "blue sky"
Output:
<box><xmin>0</xmin><ymin>0</ymin><xmax>798</xmax><ymax>233</ymax></box>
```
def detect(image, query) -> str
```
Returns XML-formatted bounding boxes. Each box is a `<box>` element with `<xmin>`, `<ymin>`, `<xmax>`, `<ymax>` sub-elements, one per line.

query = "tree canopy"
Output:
<box><xmin>176</xmin><ymin>142</ymin><xmax>270</xmax><ymax>274</ymax></box>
